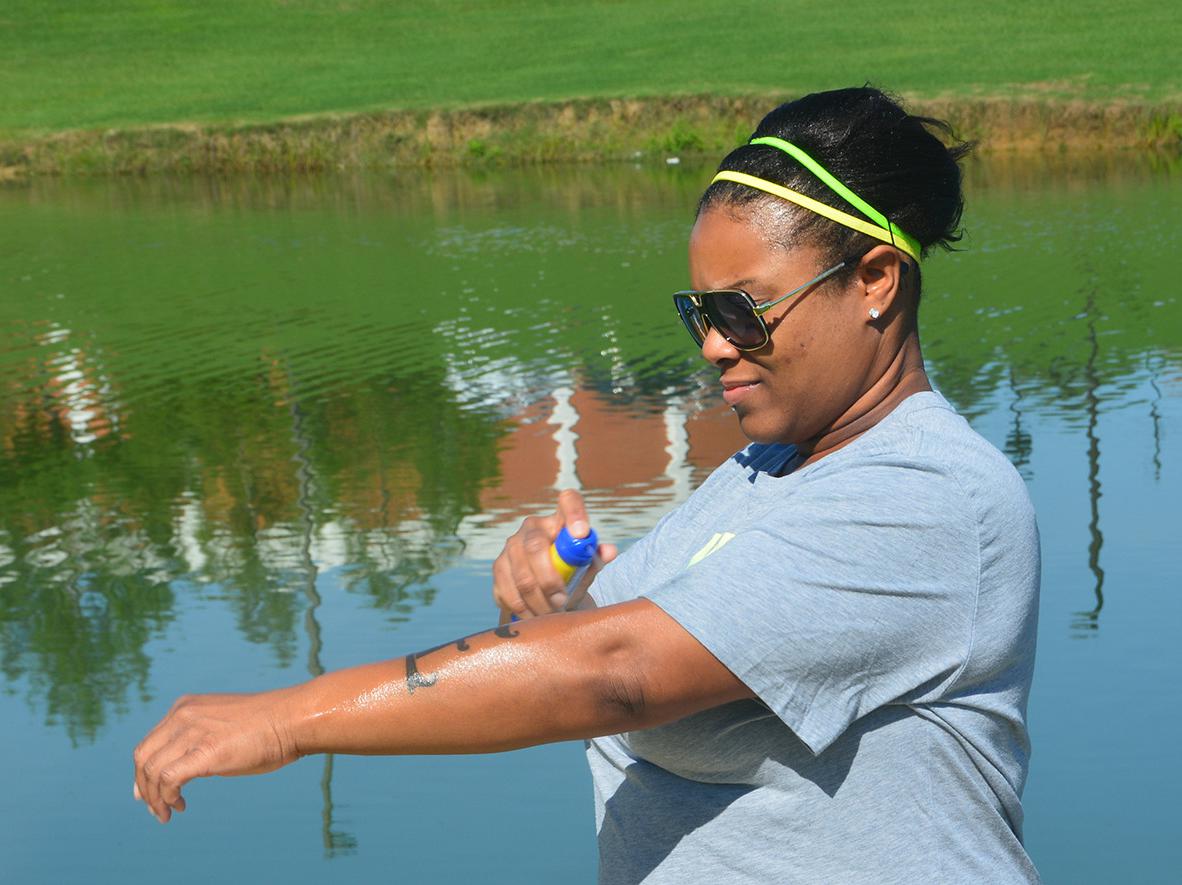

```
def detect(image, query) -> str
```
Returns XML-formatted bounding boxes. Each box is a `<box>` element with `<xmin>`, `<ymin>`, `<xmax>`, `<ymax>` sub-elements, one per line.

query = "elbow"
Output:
<box><xmin>585</xmin><ymin>635</ymin><xmax>652</xmax><ymax>732</ymax></box>
<box><xmin>559</xmin><ymin>599</ymin><xmax>727</xmax><ymax>737</ymax></box>
<box><xmin>596</xmin><ymin>669</ymin><xmax>648</xmax><ymax>725</ymax></box>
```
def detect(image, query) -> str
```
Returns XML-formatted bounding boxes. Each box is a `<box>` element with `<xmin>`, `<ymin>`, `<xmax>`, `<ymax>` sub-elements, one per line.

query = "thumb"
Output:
<box><xmin>596</xmin><ymin>543</ymin><xmax>619</xmax><ymax>566</ymax></box>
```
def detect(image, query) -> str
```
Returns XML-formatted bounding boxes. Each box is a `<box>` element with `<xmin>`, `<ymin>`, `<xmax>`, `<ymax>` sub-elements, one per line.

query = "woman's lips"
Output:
<box><xmin>722</xmin><ymin>381</ymin><xmax>760</xmax><ymax>405</ymax></box>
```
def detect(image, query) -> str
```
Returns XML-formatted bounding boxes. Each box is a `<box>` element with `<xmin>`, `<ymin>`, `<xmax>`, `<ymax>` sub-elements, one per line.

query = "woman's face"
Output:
<box><xmin>687</xmin><ymin>207</ymin><xmax>882</xmax><ymax>447</ymax></box>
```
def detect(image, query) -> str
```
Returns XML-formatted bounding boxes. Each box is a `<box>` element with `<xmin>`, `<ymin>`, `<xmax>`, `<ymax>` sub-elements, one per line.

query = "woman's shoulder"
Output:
<box><xmin>790</xmin><ymin>391</ymin><xmax>1033</xmax><ymax>524</ymax></box>
<box><xmin>818</xmin><ymin>392</ymin><xmax>1020</xmax><ymax>478</ymax></box>
<box><xmin>819</xmin><ymin>392</ymin><xmax>1036</xmax><ymax>550</ymax></box>
<box><xmin>894</xmin><ymin>392</ymin><xmax>1033</xmax><ymax>513</ymax></box>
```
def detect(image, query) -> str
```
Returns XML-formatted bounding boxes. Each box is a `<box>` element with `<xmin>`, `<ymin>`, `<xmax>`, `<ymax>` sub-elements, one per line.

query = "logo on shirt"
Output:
<box><xmin>687</xmin><ymin>532</ymin><xmax>736</xmax><ymax>567</ymax></box>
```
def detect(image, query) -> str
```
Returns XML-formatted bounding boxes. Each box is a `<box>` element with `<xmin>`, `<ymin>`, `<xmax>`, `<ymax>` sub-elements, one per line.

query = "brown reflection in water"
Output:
<box><xmin>686</xmin><ymin>403</ymin><xmax>749</xmax><ymax>486</ymax></box>
<box><xmin>571</xmin><ymin>387</ymin><xmax>671</xmax><ymax>491</ymax></box>
<box><xmin>479</xmin><ymin>395</ymin><xmax>562</xmax><ymax>521</ymax></box>
<box><xmin>475</xmin><ymin>378</ymin><xmax>746</xmax><ymax>534</ymax></box>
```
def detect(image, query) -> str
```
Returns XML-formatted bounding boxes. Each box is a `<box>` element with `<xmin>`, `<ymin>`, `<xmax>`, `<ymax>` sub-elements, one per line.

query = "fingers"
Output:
<box><xmin>151</xmin><ymin>745</ymin><xmax>208</xmax><ymax>822</ymax></box>
<box><xmin>507</xmin><ymin>521</ymin><xmax>565</xmax><ymax>616</ymax></box>
<box><xmin>133</xmin><ymin>698</ymin><xmax>211</xmax><ymax>823</ymax></box>
<box><xmin>134</xmin><ymin>723</ymin><xmax>169</xmax><ymax>820</ymax></box>
<box><xmin>598</xmin><ymin>542</ymin><xmax>619</xmax><ymax>565</ymax></box>
<box><xmin>492</xmin><ymin>507</ymin><xmax>571</xmax><ymax>617</ymax></box>
<box><xmin>492</xmin><ymin>553</ymin><xmax>528</xmax><ymax>620</ymax></box>
<box><xmin>139</xmin><ymin>728</ymin><xmax>196</xmax><ymax>822</ymax></box>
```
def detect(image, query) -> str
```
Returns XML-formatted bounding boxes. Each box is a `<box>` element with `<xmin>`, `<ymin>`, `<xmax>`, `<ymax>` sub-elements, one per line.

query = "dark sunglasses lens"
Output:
<box><xmin>673</xmin><ymin>295</ymin><xmax>707</xmax><ymax>346</ymax></box>
<box><xmin>705</xmin><ymin>292</ymin><xmax>766</xmax><ymax>349</ymax></box>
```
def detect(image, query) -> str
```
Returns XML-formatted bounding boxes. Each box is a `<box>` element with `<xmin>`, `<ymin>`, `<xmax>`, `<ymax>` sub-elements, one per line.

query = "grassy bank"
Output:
<box><xmin>1</xmin><ymin>1</ymin><xmax>1178</xmax><ymax>175</ymax></box>
<box><xmin>3</xmin><ymin>95</ymin><xmax>1180</xmax><ymax>177</ymax></box>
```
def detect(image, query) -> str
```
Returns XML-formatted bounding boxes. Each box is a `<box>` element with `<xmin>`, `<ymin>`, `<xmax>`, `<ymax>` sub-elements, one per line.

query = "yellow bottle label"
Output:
<box><xmin>549</xmin><ymin>545</ymin><xmax>577</xmax><ymax>584</ymax></box>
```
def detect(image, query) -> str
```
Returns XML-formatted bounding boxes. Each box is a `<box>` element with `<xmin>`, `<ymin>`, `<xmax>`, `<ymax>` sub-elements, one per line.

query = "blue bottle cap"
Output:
<box><xmin>554</xmin><ymin>525</ymin><xmax>598</xmax><ymax>568</ymax></box>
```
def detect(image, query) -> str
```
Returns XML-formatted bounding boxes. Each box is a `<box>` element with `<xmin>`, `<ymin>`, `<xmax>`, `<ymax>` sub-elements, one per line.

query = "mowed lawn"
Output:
<box><xmin>1</xmin><ymin>0</ymin><xmax>1178</xmax><ymax>137</ymax></box>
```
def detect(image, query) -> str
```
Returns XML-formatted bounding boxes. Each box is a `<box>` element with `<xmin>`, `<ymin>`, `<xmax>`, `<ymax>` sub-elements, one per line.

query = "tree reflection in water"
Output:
<box><xmin>0</xmin><ymin>345</ymin><xmax>506</xmax><ymax>744</ymax></box>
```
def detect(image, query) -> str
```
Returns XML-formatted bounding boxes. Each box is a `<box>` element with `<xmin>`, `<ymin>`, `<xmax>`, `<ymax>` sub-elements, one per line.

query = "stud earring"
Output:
<box><xmin>869</xmin><ymin>308</ymin><xmax>880</xmax><ymax>319</ymax></box>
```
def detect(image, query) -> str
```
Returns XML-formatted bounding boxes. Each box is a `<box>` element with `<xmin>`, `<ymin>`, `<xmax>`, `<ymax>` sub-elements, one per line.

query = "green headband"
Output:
<box><xmin>710</xmin><ymin>136</ymin><xmax>923</xmax><ymax>263</ymax></box>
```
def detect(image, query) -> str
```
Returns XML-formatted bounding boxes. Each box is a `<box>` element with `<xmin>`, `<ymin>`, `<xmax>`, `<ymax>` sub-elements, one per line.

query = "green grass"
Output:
<box><xmin>1</xmin><ymin>0</ymin><xmax>1179</xmax><ymax>139</ymax></box>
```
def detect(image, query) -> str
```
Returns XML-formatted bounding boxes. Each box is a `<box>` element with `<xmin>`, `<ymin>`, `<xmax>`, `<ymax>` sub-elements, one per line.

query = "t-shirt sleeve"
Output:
<box><xmin>589</xmin><ymin>507</ymin><xmax>679</xmax><ymax>607</ymax></box>
<box><xmin>641</xmin><ymin>458</ymin><xmax>979</xmax><ymax>756</ymax></box>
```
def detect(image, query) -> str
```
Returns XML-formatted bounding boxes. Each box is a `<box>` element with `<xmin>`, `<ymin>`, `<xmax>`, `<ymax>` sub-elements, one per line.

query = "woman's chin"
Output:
<box><xmin>735</xmin><ymin>411</ymin><xmax>795</xmax><ymax>447</ymax></box>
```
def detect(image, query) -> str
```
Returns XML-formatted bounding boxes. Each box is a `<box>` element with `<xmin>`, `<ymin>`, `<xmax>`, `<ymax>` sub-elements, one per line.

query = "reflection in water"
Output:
<box><xmin>0</xmin><ymin>355</ymin><xmax>509</xmax><ymax>740</ymax></box>
<box><xmin>290</xmin><ymin>390</ymin><xmax>357</xmax><ymax>856</ymax></box>
<box><xmin>0</xmin><ymin>160</ymin><xmax>1179</xmax><ymax>749</ymax></box>
<box><xmin>1148</xmin><ymin>354</ymin><xmax>1164</xmax><ymax>481</ymax></box>
<box><xmin>1074</xmin><ymin>290</ymin><xmax>1105</xmax><ymax>634</ymax></box>
<box><xmin>1006</xmin><ymin>367</ymin><xmax>1033</xmax><ymax>480</ymax></box>
<box><xmin>960</xmin><ymin>149</ymin><xmax>1182</xmax><ymax>199</ymax></box>
<box><xmin>0</xmin><ymin>319</ymin><xmax>169</xmax><ymax>743</ymax></box>
<box><xmin>38</xmin><ymin>323</ymin><xmax>125</xmax><ymax>449</ymax></box>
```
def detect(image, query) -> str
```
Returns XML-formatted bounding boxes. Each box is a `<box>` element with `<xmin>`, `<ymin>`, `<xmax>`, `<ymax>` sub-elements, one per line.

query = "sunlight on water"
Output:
<box><xmin>1</xmin><ymin>156</ymin><xmax>1180</xmax><ymax>882</ymax></box>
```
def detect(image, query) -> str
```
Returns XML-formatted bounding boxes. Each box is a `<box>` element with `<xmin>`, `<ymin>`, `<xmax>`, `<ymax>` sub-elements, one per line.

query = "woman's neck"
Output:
<box><xmin>797</xmin><ymin>332</ymin><xmax>930</xmax><ymax>467</ymax></box>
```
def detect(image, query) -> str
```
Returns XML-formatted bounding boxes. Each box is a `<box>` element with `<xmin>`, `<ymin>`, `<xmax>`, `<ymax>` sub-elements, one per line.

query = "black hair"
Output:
<box><xmin>698</xmin><ymin>87</ymin><xmax>973</xmax><ymax>296</ymax></box>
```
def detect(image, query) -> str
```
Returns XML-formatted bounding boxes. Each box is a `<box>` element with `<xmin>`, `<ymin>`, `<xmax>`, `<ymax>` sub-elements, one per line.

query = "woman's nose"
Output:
<box><xmin>700</xmin><ymin>326</ymin><xmax>740</xmax><ymax>365</ymax></box>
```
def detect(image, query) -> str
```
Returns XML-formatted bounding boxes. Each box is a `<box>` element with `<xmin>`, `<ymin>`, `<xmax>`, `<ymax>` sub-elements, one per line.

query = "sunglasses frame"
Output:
<box><xmin>672</xmin><ymin>258</ymin><xmax>857</xmax><ymax>351</ymax></box>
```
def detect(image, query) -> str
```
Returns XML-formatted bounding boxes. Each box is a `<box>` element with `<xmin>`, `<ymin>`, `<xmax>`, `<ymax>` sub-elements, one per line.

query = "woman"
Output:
<box><xmin>133</xmin><ymin>87</ymin><xmax>1040</xmax><ymax>883</ymax></box>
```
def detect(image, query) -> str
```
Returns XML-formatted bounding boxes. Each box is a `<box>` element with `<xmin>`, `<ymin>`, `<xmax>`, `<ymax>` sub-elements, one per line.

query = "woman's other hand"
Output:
<box><xmin>492</xmin><ymin>489</ymin><xmax>617</xmax><ymax>619</ymax></box>
<box><xmin>132</xmin><ymin>689</ymin><xmax>301</xmax><ymax>823</ymax></box>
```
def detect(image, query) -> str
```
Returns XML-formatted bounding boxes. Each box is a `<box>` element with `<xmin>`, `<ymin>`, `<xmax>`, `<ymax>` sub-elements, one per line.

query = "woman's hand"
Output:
<box><xmin>132</xmin><ymin>689</ymin><xmax>302</xmax><ymax>823</ymax></box>
<box><xmin>492</xmin><ymin>489</ymin><xmax>618</xmax><ymax>619</ymax></box>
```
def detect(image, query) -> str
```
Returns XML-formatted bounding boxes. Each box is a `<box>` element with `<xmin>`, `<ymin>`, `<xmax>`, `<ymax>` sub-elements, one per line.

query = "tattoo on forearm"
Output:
<box><xmin>404</xmin><ymin>626</ymin><xmax>516</xmax><ymax>694</ymax></box>
<box><xmin>404</xmin><ymin>653</ymin><xmax>437</xmax><ymax>693</ymax></box>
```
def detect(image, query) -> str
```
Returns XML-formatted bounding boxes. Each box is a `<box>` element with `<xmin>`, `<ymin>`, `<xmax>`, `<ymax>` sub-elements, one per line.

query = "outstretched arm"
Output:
<box><xmin>133</xmin><ymin>598</ymin><xmax>752</xmax><ymax>823</ymax></box>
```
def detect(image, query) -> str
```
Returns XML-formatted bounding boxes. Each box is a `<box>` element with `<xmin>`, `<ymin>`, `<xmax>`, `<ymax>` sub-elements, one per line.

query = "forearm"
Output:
<box><xmin>133</xmin><ymin>598</ymin><xmax>750</xmax><ymax>823</ymax></box>
<box><xmin>286</xmin><ymin>607</ymin><xmax>645</xmax><ymax>757</ymax></box>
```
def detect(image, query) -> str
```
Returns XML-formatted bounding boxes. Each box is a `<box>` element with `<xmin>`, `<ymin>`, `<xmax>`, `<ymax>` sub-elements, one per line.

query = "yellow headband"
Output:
<box><xmin>710</xmin><ymin>137</ymin><xmax>923</xmax><ymax>263</ymax></box>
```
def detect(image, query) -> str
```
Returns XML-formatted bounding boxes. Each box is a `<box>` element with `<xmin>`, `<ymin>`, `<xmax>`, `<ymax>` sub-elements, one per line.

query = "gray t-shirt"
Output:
<box><xmin>586</xmin><ymin>391</ymin><xmax>1040</xmax><ymax>884</ymax></box>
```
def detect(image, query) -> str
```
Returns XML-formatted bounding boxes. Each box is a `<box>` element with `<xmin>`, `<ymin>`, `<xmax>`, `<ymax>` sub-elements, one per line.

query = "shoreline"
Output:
<box><xmin>2</xmin><ymin>94</ymin><xmax>1180</xmax><ymax>178</ymax></box>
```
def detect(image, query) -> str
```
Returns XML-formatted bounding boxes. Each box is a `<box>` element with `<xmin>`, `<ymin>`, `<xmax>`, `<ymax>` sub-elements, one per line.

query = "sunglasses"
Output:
<box><xmin>672</xmin><ymin>258</ymin><xmax>854</xmax><ymax>351</ymax></box>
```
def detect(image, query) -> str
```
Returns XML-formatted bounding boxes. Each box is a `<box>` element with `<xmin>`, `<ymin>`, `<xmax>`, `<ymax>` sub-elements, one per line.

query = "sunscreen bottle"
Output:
<box><xmin>505</xmin><ymin>524</ymin><xmax>599</xmax><ymax>623</ymax></box>
<box><xmin>550</xmin><ymin>525</ymin><xmax>599</xmax><ymax>610</ymax></box>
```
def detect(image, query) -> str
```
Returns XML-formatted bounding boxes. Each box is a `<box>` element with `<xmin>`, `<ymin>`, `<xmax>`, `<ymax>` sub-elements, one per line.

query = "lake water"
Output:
<box><xmin>1</xmin><ymin>156</ymin><xmax>1180</xmax><ymax>883</ymax></box>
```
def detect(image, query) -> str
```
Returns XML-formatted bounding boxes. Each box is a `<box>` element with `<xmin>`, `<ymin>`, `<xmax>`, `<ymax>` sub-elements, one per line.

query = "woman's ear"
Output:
<box><xmin>856</xmin><ymin>245</ymin><xmax>910</xmax><ymax>323</ymax></box>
